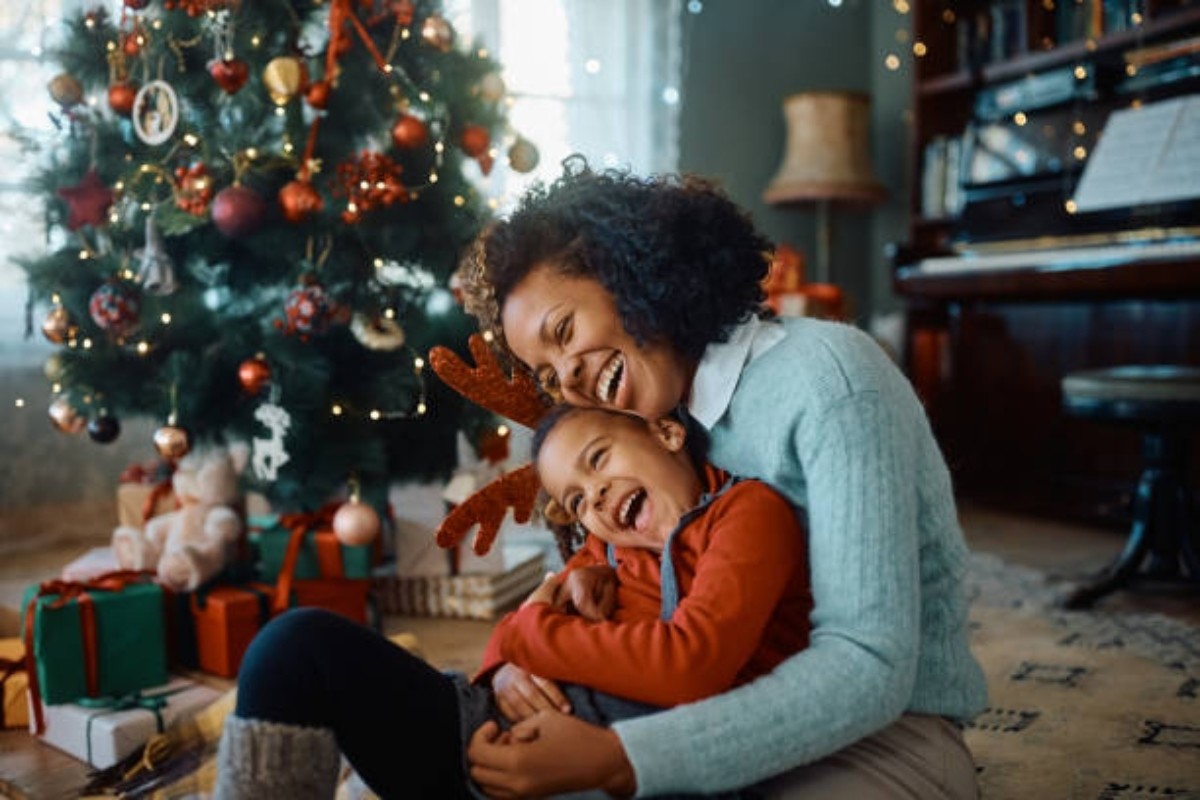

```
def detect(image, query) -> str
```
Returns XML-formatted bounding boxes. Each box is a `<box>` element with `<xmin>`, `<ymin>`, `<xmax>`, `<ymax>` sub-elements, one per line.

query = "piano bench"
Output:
<box><xmin>1060</xmin><ymin>365</ymin><xmax>1200</xmax><ymax>609</ymax></box>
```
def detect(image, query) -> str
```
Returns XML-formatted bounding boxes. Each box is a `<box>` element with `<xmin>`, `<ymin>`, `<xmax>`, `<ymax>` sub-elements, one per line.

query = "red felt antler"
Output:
<box><xmin>436</xmin><ymin>464</ymin><xmax>542</xmax><ymax>555</ymax></box>
<box><xmin>429</xmin><ymin>334</ymin><xmax>549</xmax><ymax>430</ymax></box>
<box><xmin>429</xmin><ymin>333</ymin><xmax>552</xmax><ymax>554</ymax></box>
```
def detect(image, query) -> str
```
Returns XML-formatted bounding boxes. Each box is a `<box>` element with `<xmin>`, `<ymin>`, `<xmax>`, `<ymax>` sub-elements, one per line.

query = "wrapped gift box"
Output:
<box><xmin>372</xmin><ymin>543</ymin><xmax>545</xmax><ymax>620</ymax></box>
<box><xmin>61</xmin><ymin>547</ymin><xmax>121</xmax><ymax>582</ymax></box>
<box><xmin>248</xmin><ymin>513</ymin><xmax>375</xmax><ymax>581</ymax></box>
<box><xmin>285</xmin><ymin>579</ymin><xmax>370</xmax><ymax>626</ymax></box>
<box><xmin>1</xmin><ymin>638</ymin><xmax>29</xmax><ymax>729</ymax></box>
<box><xmin>22</xmin><ymin>576</ymin><xmax>167</xmax><ymax>708</ymax></box>
<box><xmin>190</xmin><ymin>583</ymin><xmax>274</xmax><ymax>678</ymax></box>
<box><xmin>32</xmin><ymin>676</ymin><xmax>222</xmax><ymax>768</ymax></box>
<box><xmin>116</xmin><ymin>480</ymin><xmax>177</xmax><ymax>528</ymax></box>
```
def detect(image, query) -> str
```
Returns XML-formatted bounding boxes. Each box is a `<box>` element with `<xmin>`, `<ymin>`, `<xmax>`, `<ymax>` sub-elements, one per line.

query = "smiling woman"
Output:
<box><xmin>455</xmin><ymin>160</ymin><xmax>986</xmax><ymax>798</ymax></box>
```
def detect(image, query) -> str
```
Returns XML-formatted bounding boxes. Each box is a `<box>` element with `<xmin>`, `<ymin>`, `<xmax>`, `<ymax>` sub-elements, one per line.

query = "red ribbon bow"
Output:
<box><xmin>23</xmin><ymin>570</ymin><xmax>154</xmax><ymax>735</ymax></box>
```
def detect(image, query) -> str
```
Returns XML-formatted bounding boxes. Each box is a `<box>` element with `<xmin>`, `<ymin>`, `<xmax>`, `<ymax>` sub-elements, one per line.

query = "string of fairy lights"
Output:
<box><xmin>874</xmin><ymin>0</ymin><xmax>1156</xmax><ymax>218</ymax></box>
<box><xmin>15</xmin><ymin>0</ymin><xmax>544</xmax><ymax>446</ymax></box>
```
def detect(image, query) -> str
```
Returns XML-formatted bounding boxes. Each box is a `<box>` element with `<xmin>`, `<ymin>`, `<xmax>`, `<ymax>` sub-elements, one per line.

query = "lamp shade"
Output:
<box><xmin>764</xmin><ymin>91</ymin><xmax>886</xmax><ymax>206</ymax></box>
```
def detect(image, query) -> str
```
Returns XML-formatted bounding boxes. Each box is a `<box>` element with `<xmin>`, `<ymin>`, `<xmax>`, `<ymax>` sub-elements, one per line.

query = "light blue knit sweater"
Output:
<box><xmin>611</xmin><ymin>317</ymin><xmax>988</xmax><ymax>796</ymax></box>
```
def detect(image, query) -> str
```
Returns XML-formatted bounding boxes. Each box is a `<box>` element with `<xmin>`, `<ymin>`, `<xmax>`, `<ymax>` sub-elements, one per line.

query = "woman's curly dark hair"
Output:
<box><xmin>459</xmin><ymin>157</ymin><xmax>773</xmax><ymax>363</ymax></box>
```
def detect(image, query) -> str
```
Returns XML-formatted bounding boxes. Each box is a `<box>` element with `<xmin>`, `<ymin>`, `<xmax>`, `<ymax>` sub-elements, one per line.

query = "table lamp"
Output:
<box><xmin>763</xmin><ymin>91</ymin><xmax>886</xmax><ymax>286</ymax></box>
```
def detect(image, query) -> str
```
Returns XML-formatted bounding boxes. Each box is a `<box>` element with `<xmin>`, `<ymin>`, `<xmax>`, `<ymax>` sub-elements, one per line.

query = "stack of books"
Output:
<box><xmin>372</xmin><ymin>543</ymin><xmax>547</xmax><ymax>620</ymax></box>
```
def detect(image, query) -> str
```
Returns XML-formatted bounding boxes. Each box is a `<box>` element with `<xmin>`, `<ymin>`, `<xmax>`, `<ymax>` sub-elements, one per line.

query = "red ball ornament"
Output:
<box><xmin>123</xmin><ymin>35</ymin><xmax>142</xmax><ymax>58</ymax></box>
<box><xmin>305</xmin><ymin>80</ymin><xmax>331</xmax><ymax>109</ymax></box>
<box><xmin>209</xmin><ymin>58</ymin><xmax>249</xmax><ymax>94</ymax></box>
<box><xmin>88</xmin><ymin>281</ymin><xmax>141</xmax><ymax>336</ymax></box>
<box><xmin>279</xmin><ymin>179</ymin><xmax>323</xmax><ymax>224</ymax></box>
<box><xmin>212</xmin><ymin>184</ymin><xmax>267</xmax><ymax>238</ymax></box>
<box><xmin>238</xmin><ymin>356</ymin><xmax>272</xmax><ymax>395</ymax></box>
<box><xmin>125</xmin><ymin>0</ymin><xmax>150</xmax><ymax>8</ymax></box>
<box><xmin>391</xmin><ymin>114</ymin><xmax>429</xmax><ymax>150</ymax></box>
<box><xmin>108</xmin><ymin>82</ymin><xmax>137</xmax><ymax>117</ymax></box>
<box><xmin>332</xmin><ymin>498</ymin><xmax>380</xmax><ymax>546</ymax></box>
<box><xmin>459</xmin><ymin>125</ymin><xmax>490</xmax><ymax>157</ymax></box>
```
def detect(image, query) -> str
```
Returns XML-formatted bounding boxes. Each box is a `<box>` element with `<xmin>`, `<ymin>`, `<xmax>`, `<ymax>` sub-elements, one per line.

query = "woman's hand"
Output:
<box><xmin>558</xmin><ymin>564</ymin><xmax>618</xmax><ymax>621</ymax></box>
<box><xmin>469</xmin><ymin>711</ymin><xmax>637</xmax><ymax>799</ymax></box>
<box><xmin>491</xmin><ymin>663</ymin><xmax>571</xmax><ymax>723</ymax></box>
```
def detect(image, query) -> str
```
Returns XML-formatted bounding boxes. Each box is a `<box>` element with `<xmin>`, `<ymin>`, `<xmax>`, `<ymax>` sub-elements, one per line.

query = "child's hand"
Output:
<box><xmin>559</xmin><ymin>565</ymin><xmax>617</xmax><ymax>621</ymax></box>
<box><xmin>491</xmin><ymin>663</ymin><xmax>571</xmax><ymax>722</ymax></box>
<box><xmin>522</xmin><ymin>571</ymin><xmax>563</xmax><ymax>608</ymax></box>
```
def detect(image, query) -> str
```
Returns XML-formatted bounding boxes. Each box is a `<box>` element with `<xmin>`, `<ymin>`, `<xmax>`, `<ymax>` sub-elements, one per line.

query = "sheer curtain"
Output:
<box><xmin>0</xmin><ymin>0</ymin><xmax>75</xmax><ymax>368</ymax></box>
<box><xmin>451</xmin><ymin>0</ymin><xmax>683</xmax><ymax>206</ymax></box>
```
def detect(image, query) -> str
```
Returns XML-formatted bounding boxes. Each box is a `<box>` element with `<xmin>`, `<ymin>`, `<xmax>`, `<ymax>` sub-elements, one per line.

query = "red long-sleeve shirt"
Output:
<box><xmin>476</xmin><ymin>466</ymin><xmax>812</xmax><ymax>707</ymax></box>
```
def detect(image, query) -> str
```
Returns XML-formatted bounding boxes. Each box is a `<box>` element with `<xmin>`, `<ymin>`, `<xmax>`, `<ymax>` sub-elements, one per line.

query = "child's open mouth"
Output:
<box><xmin>616</xmin><ymin>487</ymin><xmax>648</xmax><ymax>530</ymax></box>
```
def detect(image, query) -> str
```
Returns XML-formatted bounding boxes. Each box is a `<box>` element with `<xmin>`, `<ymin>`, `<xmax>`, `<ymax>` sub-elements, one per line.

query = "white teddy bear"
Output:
<box><xmin>112</xmin><ymin>447</ymin><xmax>243</xmax><ymax>592</ymax></box>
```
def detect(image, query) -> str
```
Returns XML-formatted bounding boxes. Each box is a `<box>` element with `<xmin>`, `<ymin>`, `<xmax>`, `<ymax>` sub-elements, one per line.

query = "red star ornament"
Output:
<box><xmin>57</xmin><ymin>171</ymin><xmax>114</xmax><ymax>231</ymax></box>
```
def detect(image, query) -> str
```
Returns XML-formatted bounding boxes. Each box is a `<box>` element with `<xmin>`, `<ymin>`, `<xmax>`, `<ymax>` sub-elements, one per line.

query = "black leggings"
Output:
<box><xmin>235</xmin><ymin>608</ymin><xmax>471</xmax><ymax>799</ymax></box>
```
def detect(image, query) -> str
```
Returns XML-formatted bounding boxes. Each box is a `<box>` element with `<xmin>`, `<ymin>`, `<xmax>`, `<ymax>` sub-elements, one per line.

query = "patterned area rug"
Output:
<box><xmin>964</xmin><ymin>553</ymin><xmax>1200</xmax><ymax>799</ymax></box>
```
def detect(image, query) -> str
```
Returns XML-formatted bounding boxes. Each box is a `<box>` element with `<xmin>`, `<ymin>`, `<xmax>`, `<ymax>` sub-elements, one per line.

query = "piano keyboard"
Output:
<box><xmin>909</xmin><ymin>238</ymin><xmax>1200</xmax><ymax>275</ymax></box>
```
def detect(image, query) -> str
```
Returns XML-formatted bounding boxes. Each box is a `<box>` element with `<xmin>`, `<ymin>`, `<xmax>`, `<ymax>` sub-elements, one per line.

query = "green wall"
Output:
<box><xmin>678</xmin><ymin>0</ymin><xmax>912</xmax><ymax>326</ymax></box>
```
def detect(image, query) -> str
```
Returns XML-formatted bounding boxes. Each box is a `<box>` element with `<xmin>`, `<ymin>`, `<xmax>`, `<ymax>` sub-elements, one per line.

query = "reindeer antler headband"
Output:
<box><xmin>428</xmin><ymin>332</ymin><xmax>552</xmax><ymax>555</ymax></box>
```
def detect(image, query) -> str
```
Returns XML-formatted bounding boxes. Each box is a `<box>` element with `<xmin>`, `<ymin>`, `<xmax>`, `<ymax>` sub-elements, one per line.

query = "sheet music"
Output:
<box><xmin>1073</xmin><ymin>95</ymin><xmax>1200</xmax><ymax>212</ymax></box>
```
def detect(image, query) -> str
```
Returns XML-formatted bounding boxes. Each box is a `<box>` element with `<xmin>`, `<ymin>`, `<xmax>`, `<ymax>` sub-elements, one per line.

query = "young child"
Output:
<box><xmin>216</xmin><ymin>405</ymin><xmax>810</xmax><ymax>799</ymax></box>
<box><xmin>472</xmin><ymin>404</ymin><xmax>812</xmax><ymax>718</ymax></box>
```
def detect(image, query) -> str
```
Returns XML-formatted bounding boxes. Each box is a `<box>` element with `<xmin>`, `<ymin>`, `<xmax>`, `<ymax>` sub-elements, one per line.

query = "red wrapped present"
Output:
<box><xmin>190</xmin><ymin>583</ymin><xmax>273</xmax><ymax>679</ymax></box>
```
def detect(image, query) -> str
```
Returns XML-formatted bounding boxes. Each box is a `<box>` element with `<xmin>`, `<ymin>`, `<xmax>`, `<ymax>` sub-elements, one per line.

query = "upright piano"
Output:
<box><xmin>896</xmin><ymin>3</ymin><xmax>1200</xmax><ymax>521</ymax></box>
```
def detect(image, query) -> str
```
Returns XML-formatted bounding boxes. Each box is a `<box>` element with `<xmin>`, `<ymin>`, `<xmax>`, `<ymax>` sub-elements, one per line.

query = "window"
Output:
<box><xmin>448</xmin><ymin>0</ymin><xmax>683</xmax><ymax>207</ymax></box>
<box><xmin>0</xmin><ymin>0</ymin><xmax>71</xmax><ymax>367</ymax></box>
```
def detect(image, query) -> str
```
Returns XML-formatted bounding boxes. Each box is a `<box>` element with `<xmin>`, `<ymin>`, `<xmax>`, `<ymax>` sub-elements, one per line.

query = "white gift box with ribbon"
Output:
<box><xmin>30</xmin><ymin>676</ymin><xmax>222</xmax><ymax>768</ymax></box>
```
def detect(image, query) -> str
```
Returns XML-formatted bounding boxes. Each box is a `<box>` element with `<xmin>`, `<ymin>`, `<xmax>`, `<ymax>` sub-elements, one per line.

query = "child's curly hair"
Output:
<box><xmin>456</xmin><ymin>156</ymin><xmax>773</xmax><ymax>363</ymax></box>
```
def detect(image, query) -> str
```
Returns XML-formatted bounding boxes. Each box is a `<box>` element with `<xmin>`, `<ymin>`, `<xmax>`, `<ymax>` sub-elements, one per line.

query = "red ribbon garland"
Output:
<box><xmin>298</xmin><ymin>0</ymin><xmax>395</xmax><ymax>188</ymax></box>
<box><xmin>23</xmin><ymin>571</ymin><xmax>155</xmax><ymax>735</ymax></box>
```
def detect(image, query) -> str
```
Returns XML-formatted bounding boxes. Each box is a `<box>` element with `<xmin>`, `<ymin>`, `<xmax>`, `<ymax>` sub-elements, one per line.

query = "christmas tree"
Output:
<box><xmin>20</xmin><ymin>0</ymin><xmax>539</xmax><ymax>513</ymax></box>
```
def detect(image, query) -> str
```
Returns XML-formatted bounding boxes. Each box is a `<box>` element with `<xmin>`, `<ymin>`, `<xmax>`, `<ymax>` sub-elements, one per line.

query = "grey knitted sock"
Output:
<box><xmin>214</xmin><ymin>714</ymin><xmax>342</xmax><ymax>800</ymax></box>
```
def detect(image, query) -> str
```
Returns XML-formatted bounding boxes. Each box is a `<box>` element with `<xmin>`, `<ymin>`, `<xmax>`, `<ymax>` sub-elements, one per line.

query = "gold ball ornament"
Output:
<box><xmin>262</xmin><ymin>56</ymin><xmax>308</xmax><ymax>105</ymax></box>
<box><xmin>507</xmin><ymin>137</ymin><xmax>540</xmax><ymax>174</ymax></box>
<box><xmin>332</xmin><ymin>498</ymin><xmax>380</xmax><ymax>546</ymax></box>
<box><xmin>421</xmin><ymin>14</ymin><xmax>455</xmax><ymax>52</ymax></box>
<box><xmin>48</xmin><ymin>397</ymin><xmax>86</xmax><ymax>435</ymax></box>
<box><xmin>48</xmin><ymin>73</ymin><xmax>84</xmax><ymax>109</ymax></box>
<box><xmin>153</xmin><ymin>423</ymin><xmax>192</xmax><ymax>461</ymax></box>
<box><xmin>478</xmin><ymin>72</ymin><xmax>506</xmax><ymax>103</ymax></box>
<box><xmin>41</xmin><ymin>305</ymin><xmax>77</xmax><ymax>344</ymax></box>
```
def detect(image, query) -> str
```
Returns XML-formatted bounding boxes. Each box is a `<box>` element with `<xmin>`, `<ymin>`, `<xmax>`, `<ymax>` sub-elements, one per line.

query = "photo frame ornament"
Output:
<box><xmin>132</xmin><ymin>80</ymin><xmax>180</xmax><ymax>146</ymax></box>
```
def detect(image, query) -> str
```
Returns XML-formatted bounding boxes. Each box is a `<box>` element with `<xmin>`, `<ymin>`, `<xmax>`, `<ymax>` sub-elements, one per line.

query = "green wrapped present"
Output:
<box><xmin>22</xmin><ymin>572</ymin><xmax>167</xmax><ymax>732</ymax></box>
<box><xmin>248</xmin><ymin>510</ymin><xmax>375</xmax><ymax>581</ymax></box>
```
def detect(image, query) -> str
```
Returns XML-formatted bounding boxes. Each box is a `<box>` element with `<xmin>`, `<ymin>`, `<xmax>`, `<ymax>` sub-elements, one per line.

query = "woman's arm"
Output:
<box><xmin>612</xmin><ymin>391</ymin><xmax>923</xmax><ymax>795</ymax></box>
<box><xmin>497</xmin><ymin>483</ymin><xmax>805</xmax><ymax>706</ymax></box>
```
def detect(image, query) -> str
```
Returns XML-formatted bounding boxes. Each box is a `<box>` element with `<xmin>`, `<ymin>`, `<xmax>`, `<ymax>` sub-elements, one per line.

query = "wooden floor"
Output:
<box><xmin>1</xmin><ymin>498</ymin><xmax>1197</xmax><ymax>799</ymax></box>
